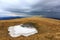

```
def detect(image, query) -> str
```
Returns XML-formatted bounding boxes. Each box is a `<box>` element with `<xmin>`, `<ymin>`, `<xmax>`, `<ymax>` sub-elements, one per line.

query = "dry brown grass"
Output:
<box><xmin>0</xmin><ymin>17</ymin><xmax>60</xmax><ymax>40</ymax></box>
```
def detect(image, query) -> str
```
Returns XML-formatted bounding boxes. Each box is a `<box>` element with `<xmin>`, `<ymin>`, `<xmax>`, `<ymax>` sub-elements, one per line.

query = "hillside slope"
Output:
<box><xmin>0</xmin><ymin>17</ymin><xmax>60</xmax><ymax>40</ymax></box>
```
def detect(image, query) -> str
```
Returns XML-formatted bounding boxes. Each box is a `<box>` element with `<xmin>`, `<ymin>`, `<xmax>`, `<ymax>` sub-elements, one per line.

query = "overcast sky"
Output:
<box><xmin>0</xmin><ymin>0</ymin><xmax>60</xmax><ymax>18</ymax></box>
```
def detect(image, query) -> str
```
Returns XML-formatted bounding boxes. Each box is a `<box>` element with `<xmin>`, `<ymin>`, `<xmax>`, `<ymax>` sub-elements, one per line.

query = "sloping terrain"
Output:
<box><xmin>0</xmin><ymin>17</ymin><xmax>60</xmax><ymax>40</ymax></box>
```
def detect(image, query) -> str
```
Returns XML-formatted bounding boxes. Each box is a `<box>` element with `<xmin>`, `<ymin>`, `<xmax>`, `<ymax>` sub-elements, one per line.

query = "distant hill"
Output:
<box><xmin>0</xmin><ymin>15</ymin><xmax>60</xmax><ymax>20</ymax></box>
<box><xmin>0</xmin><ymin>16</ymin><xmax>25</xmax><ymax>20</ymax></box>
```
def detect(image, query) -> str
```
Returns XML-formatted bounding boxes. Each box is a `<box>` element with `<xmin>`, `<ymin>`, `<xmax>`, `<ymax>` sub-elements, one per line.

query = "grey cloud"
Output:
<box><xmin>0</xmin><ymin>0</ymin><xmax>60</xmax><ymax>19</ymax></box>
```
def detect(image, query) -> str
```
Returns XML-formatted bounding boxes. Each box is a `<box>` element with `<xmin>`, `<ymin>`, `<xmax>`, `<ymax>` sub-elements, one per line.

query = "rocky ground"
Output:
<box><xmin>0</xmin><ymin>17</ymin><xmax>60</xmax><ymax>40</ymax></box>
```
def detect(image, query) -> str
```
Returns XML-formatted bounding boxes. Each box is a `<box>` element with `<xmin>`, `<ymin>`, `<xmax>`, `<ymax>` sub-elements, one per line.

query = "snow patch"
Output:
<box><xmin>8</xmin><ymin>24</ymin><xmax>38</xmax><ymax>37</ymax></box>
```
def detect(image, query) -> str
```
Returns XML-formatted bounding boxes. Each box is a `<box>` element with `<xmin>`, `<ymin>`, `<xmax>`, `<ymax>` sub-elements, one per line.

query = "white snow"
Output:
<box><xmin>8</xmin><ymin>24</ymin><xmax>38</xmax><ymax>37</ymax></box>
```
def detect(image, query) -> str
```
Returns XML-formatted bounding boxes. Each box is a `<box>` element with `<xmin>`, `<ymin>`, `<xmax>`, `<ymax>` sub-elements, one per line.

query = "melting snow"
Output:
<box><xmin>8</xmin><ymin>24</ymin><xmax>38</xmax><ymax>37</ymax></box>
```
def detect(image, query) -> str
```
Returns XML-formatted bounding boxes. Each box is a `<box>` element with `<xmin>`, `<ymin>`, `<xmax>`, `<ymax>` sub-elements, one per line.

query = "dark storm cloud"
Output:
<box><xmin>0</xmin><ymin>0</ymin><xmax>60</xmax><ymax>19</ymax></box>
